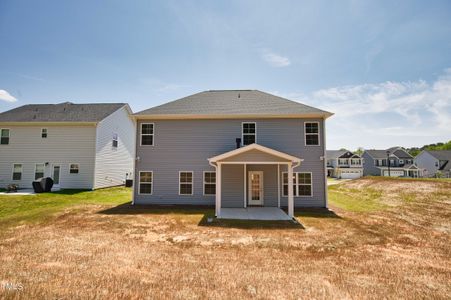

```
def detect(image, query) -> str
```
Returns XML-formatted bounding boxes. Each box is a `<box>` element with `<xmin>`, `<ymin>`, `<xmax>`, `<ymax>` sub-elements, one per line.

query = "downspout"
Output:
<box><xmin>131</xmin><ymin>116</ymin><xmax>138</xmax><ymax>205</ymax></box>
<box><xmin>322</xmin><ymin>117</ymin><xmax>329</xmax><ymax>208</ymax></box>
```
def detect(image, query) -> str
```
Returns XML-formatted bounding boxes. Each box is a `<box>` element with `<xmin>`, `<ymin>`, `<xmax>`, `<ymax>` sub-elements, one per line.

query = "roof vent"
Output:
<box><xmin>238</xmin><ymin>93</ymin><xmax>240</xmax><ymax>98</ymax></box>
<box><xmin>60</xmin><ymin>101</ymin><xmax>73</xmax><ymax>105</ymax></box>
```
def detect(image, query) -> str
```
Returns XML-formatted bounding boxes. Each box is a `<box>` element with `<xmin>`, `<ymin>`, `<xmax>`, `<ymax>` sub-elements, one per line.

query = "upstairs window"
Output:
<box><xmin>338</xmin><ymin>158</ymin><xmax>348</xmax><ymax>165</ymax></box>
<box><xmin>179</xmin><ymin>171</ymin><xmax>193</xmax><ymax>195</ymax></box>
<box><xmin>139</xmin><ymin>171</ymin><xmax>153</xmax><ymax>194</ymax></box>
<box><xmin>35</xmin><ymin>163</ymin><xmax>45</xmax><ymax>180</ymax></box>
<box><xmin>141</xmin><ymin>123</ymin><xmax>154</xmax><ymax>146</ymax></box>
<box><xmin>305</xmin><ymin>122</ymin><xmax>319</xmax><ymax>146</ymax></box>
<box><xmin>399</xmin><ymin>159</ymin><xmax>404</xmax><ymax>165</ymax></box>
<box><xmin>41</xmin><ymin>128</ymin><xmax>48</xmax><ymax>138</ymax></box>
<box><xmin>242</xmin><ymin>122</ymin><xmax>256</xmax><ymax>145</ymax></box>
<box><xmin>203</xmin><ymin>172</ymin><xmax>216</xmax><ymax>195</ymax></box>
<box><xmin>1</xmin><ymin>129</ymin><xmax>10</xmax><ymax>145</ymax></box>
<box><xmin>70</xmin><ymin>164</ymin><xmax>79</xmax><ymax>174</ymax></box>
<box><xmin>12</xmin><ymin>164</ymin><xmax>22</xmax><ymax>180</ymax></box>
<box><xmin>351</xmin><ymin>158</ymin><xmax>361</xmax><ymax>165</ymax></box>
<box><xmin>112</xmin><ymin>133</ymin><xmax>118</xmax><ymax>148</ymax></box>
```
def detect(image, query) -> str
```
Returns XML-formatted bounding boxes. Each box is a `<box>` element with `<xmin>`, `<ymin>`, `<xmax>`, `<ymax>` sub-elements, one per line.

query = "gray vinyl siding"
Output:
<box><xmin>0</xmin><ymin>125</ymin><xmax>96</xmax><ymax>189</ymax></box>
<box><xmin>362</xmin><ymin>152</ymin><xmax>381</xmax><ymax>176</ymax></box>
<box><xmin>414</xmin><ymin>151</ymin><xmax>438</xmax><ymax>177</ymax></box>
<box><xmin>222</xmin><ymin>164</ymin><xmax>244</xmax><ymax>208</ymax></box>
<box><xmin>94</xmin><ymin>106</ymin><xmax>135</xmax><ymax>189</ymax></box>
<box><xmin>134</xmin><ymin>118</ymin><xmax>327</xmax><ymax>207</ymax></box>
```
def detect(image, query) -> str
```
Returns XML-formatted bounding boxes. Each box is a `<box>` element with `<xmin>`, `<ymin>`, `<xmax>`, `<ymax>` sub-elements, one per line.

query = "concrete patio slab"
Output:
<box><xmin>0</xmin><ymin>187</ymin><xmax>60</xmax><ymax>196</ymax></box>
<box><xmin>219</xmin><ymin>207</ymin><xmax>292</xmax><ymax>221</ymax></box>
<box><xmin>0</xmin><ymin>189</ymin><xmax>36</xmax><ymax>196</ymax></box>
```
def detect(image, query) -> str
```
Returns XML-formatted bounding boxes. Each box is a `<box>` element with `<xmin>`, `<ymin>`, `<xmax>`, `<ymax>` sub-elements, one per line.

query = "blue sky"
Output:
<box><xmin>1</xmin><ymin>0</ymin><xmax>450</xmax><ymax>150</ymax></box>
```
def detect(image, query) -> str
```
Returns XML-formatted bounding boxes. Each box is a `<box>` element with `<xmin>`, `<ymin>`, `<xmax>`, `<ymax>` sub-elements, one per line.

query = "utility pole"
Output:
<box><xmin>386</xmin><ymin>150</ymin><xmax>391</xmax><ymax>177</ymax></box>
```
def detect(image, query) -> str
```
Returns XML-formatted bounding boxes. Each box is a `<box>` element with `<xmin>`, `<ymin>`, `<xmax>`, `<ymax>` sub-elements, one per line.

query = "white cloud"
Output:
<box><xmin>276</xmin><ymin>69</ymin><xmax>451</xmax><ymax>149</ymax></box>
<box><xmin>261</xmin><ymin>50</ymin><xmax>291</xmax><ymax>67</ymax></box>
<box><xmin>0</xmin><ymin>90</ymin><xmax>17</xmax><ymax>102</ymax></box>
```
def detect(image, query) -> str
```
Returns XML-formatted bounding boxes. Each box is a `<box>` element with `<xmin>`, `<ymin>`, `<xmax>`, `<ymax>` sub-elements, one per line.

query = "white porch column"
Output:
<box><xmin>216</xmin><ymin>163</ymin><xmax>222</xmax><ymax>217</ymax></box>
<box><xmin>277</xmin><ymin>164</ymin><xmax>280</xmax><ymax>208</ymax></box>
<box><xmin>243</xmin><ymin>164</ymin><xmax>247</xmax><ymax>208</ymax></box>
<box><xmin>288</xmin><ymin>163</ymin><xmax>294</xmax><ymax>218</ymax></box>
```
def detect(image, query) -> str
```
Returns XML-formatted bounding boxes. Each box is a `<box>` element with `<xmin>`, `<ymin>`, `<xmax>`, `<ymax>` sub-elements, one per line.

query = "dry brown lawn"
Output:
<box><xmin>0</xmin><ymin>178</ymin><xmax>450</xmax><ymax>299</ymax></box>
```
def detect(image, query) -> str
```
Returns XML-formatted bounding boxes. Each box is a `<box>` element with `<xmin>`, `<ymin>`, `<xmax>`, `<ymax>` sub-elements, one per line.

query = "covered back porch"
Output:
<box><xmin>208</xmin><ymin>144</ymin><xmax>302</xmax><ymax>219</ymax></box>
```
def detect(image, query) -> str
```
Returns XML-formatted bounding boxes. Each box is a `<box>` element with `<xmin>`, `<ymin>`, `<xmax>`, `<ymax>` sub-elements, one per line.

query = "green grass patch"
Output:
<box><xmin>0</xmin><ymin>187</ymin><xmax>132</xmax><ymax>230</ymax></box>
<box><xmin>365</xmin><ymin>176</ymin><xmax>451</xmax><ymax>182</ymax></box>
<box><xmin>398</xmin><ymin>191</ymin><xmax>418</xmax><ymax>202</ymax></box>
<box><xmin>328</xmin><ymin>185</ymin><xmax>387</xmax><ymax>212</ymax></box>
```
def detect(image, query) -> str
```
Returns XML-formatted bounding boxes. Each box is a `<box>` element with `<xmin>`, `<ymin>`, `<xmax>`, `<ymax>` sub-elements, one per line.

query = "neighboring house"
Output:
<box><xmin>362</xmin><ymin>147</ymin><xmax>422</xmax><ymax>177</ymax></box>
<box><xmin>0</xmin><ymin>102</ymin><xmax>135</xmax><ymax>189</ymax></box>
<box><xmin>133</xmin><ymin>90</ymin><xmax>333</xmax><ymax>218</ymax></box>
<box><xmin>414</xmin><ymin>150</ymin><xmax>451</xmax><ymax>178</ymax></box>
<box><xmin>326</xmin><ymin>150</ymin><xmax>363</xmax><ymax>179</ymax></box>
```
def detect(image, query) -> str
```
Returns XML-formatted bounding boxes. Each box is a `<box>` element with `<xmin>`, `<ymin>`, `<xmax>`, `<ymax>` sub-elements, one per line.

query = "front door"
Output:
<box><xmin>52</xmin><ymin>165</ymin><xmax>61</xmax><ymax>187</ymax></box>
<box><xmin>248</xmin><ymin>171</ymin><xmax>263</xmax><ymax>206</ymax></box>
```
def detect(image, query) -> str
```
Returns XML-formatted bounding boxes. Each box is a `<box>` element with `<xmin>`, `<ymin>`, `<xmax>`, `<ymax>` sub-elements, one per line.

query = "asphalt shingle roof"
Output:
<box><xmin>393</xmin><ymin>149</ymin><xmax>413</xmax><ymax>159</ymax></box>
<box><xmin>0</xmin><ymin>102</ymin><xmax>127</xmax><ymax>123</ymax></box>
<box><xmin>365</xmin><ymin>150</ymin><xmax>390</xmax><ymax>159</ymax></box>
<box><xmin>426</xmin><ymin>150</ymin><xmax>451</xmax><ymax>161</ymax></box>
<box><xmin>326</xmin><ymin>150</ymin><xmax>357</xmax><ymax>159</ymax></box>
<box><xmin>365</xmin><ymin>147</ymin><xmax>412</xmax><ymax>159</ymax></box>
<box><xmin>135</xmin><ymin>90</ymin><xmax>332</xmax><ymax>117</ymax></box>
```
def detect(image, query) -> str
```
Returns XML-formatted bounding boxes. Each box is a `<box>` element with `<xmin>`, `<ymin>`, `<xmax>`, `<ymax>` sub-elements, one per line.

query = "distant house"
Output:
<box><xmin>414</xmin><ymin>150</ymin><xmax>451</xmax><ymax>178</ymax></box>
<box><xmin>362</xmin><ymin>147</ymin><xmax>422</xmax><ymax>177</ymax></box>
<box><xmin>326</xmin><ymin>150</ymin><xmax>363</xmax><ymax>179</ymax></box>
<box><xmin>0</xmin><ymin>102</ymin><xmax>135</xmax><ymax>189</ymax></box>
<box><xmin>133</xmin><ymin>90</ymin><xmax>333</xmax><ymax>218</ymax></box>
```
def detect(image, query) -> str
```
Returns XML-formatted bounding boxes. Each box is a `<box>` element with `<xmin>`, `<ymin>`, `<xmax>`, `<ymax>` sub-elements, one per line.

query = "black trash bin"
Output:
<box><xmin>125</xmin><ymin>179</ymin><xmax>133</xmax><ymax>187</ymax></box>
<box><xmin>32</xmin><ymin>180</ymin><xmax>44</xmax><ymax>193</ymax></box>
<box><xmin>32</xmin><ymin>177</ymin><xmax>54</xmax><ymax>193</ymax></box>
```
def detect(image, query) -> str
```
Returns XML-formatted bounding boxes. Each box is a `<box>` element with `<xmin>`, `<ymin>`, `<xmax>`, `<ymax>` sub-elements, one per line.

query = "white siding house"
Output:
<box><xmin>0</xmin><ymin>102</ymin><xmax>135</xmax><ymax>190</ymax></box>
<box><xmin>94</xmin><ymin>106</ymin><xmax>136</xmax><ymax>188</ymax></box>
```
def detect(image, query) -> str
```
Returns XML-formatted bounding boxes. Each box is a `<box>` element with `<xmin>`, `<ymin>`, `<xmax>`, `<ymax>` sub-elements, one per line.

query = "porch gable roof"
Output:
<box><xmin>208</xmin><ymin>143</ymin><xmax>302</xmax><ymax>164</ymax></box>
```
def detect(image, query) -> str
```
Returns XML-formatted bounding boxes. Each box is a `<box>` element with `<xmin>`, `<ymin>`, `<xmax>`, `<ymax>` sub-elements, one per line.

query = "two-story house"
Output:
<box><xmin>326</xmin><ymin>150</ymin><xmax>363</xmax><ymax>179</ymax></box>
<box><xmin>132</xmin><ymin>90</ymin><xmax>333</xmax><ymax>218</ymax></box>
<box><xmin>414</xmin><ymin>150</ymin><xmax>451</xmax><ymax>178</ymax></box>
<box><xmin>0</xmin><ymin>102</ymin><xmax>135</xmax><ymax>189</ymax></box>
<box><xmin>362</xmin><ymin>147</ymin><xmax>422</xmax><ymax>177</ymax></box>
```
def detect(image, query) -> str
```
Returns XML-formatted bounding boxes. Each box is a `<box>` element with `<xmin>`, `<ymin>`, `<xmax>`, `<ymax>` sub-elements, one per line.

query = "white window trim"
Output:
<box><xmin>203</xmin><ymin>171</ymin><xmax>216</xmax><ymax>196</ymax></box>
<box><xmin>140</xmin><ymin>123</ymin><xmax>154</xmax><ymax>146</ymax></box>
<box><xmin>282</xmin><ymin>171</ymin><xmax>313</xmax><ymax>197</ymax></box>
<box><xmin>179</xmin><ymin>171</ymin><xmax>194</xmax><ymax>196</ymax></box>
<box><xmin>69</xmin><ymin>163</ymin><xmax>80</xmax><ymax>174</ymax></box>
<box><xmin>138</xmin><ymin>171</ymin><xmax>153</xmax><ymax>195</ymax></box>
<box><xmin>35</xmin><ymin>163</ymin><xmax>45</xmax><ymax>180</ymax></box>
<box><xmin>350</xmin><ymin>158</ymin><xmax>361</xmax><ymax>165</ymax></box>
<box><xmin>41</xmin><ymin>128</ymin><xmax>48</xmax><ymax>138</ymax></box>
<box><xmin>11</xmin><ymin>163</ymin><xmax>23</xmax><ymax>181</ymax></box>
<box><xmin>304</xmin><ymin>122</ymin><xmax>320</xmax><ymax>146</ymax></box>
<box><xmin>338</xmin><ymin>158</ymin><xmax>348</xmax><ymax>165</ymax></box>
<box><xmin>1</xmin><ymin>128</ymin><xmax>10</xmax><ymax>145</ymax></box>
<box><xmin>241</xmin><ymin>122</ymin><xmax>257</xmax><ymax>146</ymax></box>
